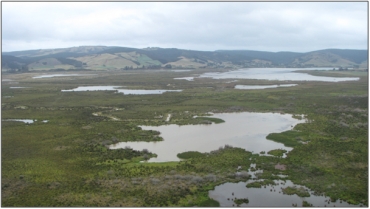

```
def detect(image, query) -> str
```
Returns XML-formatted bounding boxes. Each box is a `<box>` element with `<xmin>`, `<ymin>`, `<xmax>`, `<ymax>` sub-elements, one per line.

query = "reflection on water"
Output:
<box><xmin>62</xmin><ymin>86</ymin><xmax>182</xmax><ymax>95</ymax></box>
<box><xmin>110</xmin><ymin>112</ymin><xmax>305</xmax><ymax>162</ymax></box>
<box><xmin>198</xmin><ymin>68</ymin><xmax>359</xmax><ymax>82</ymax></box>
<box><xmin>235</xmin><ymin>84</ymin><xmax>297</xmax><ymax>89</ymax></box>
<box><xmin>209</xmin><ymin>180</ymin><xmax>359</xmax><ymax>207</ymax></box>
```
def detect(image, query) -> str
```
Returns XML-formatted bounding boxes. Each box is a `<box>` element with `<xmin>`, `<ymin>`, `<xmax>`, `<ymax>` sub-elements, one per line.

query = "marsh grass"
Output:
<box><xmin>2</xmin><ymin>69</ymin><xmax>368</xmax><ymax>206</ymax></box>
<box><xmin>177</xmin><ymin>151</ymin><xmax>206</xmax><ymax>159</ymax></box>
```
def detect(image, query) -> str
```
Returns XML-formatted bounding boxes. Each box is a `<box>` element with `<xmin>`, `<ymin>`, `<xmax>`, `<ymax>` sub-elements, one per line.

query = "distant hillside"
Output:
<box><xmin>2</xmin><ymin>46</ymin><xmax>368</xmax><ymax>72</ymax></box>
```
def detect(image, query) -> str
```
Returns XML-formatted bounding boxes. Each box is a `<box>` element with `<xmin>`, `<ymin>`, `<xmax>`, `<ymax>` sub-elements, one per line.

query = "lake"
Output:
<box><xmin>62</xmin><ymin>86</ymin><xmax>182</xmax><ymax>95</ymax></box>
<box><xmin>175</xmin><ymin>68</ymin><xmax>359</xmax><ymax>82</ymax></box>
<box><xmin>110</xmin><ymin>112</ymin><xmax>305</xmax><ymax>162</ymax></box>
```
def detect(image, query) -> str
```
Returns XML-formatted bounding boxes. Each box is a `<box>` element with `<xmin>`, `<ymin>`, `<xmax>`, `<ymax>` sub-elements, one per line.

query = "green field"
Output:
<box><xmin>1</xmin><ymin>69</ymin><xmax>368</xmax><ymax>206</ymax></box>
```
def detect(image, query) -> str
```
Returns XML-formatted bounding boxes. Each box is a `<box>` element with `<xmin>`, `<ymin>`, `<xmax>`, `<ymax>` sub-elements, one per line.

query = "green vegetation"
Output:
<box><xmin>234</xmin><ymin>198</ymin><xmax>249</xmax><ymax>206</ymax></box>
<box><xmin>246</xmin><ymin>179</ymin><xmax>276</xmax><ymax>188</ymax></box>
<box><xmin>195</xmin><ymin>117</ymin><xmax>225</xmax><ymax>124</ymax></box>
<box><xmin>267</xmin><ymin>149</ymin><xmax>287</xmax><ymax>157</ymax></box>
<box><xmin>198</xmin><ymin>198</ymin><xmax>220</xmax><ymax>207</ymax></box>
<box><xmin>302</xmin><ymin>201</ymin><xmax>313</xmax><ymax>207</ymax></box>
<box><xmin>266</xmin><ymin>130</ymin><xmax>309</xmax><ymax>147</ymax></box>
<box><xmin>1</xmin><ymin>69</ymin><xmax>368</xmax><ymax>206</ymax></box>
<box><xmin>177</xmin><ymin>151</ymin><xmax>205</xmax><ymax>159</ymax></box>
<box><xmin>282</xmin><ymin>186</ymin><xmax>310</xmax><ymax>197</ymax></box>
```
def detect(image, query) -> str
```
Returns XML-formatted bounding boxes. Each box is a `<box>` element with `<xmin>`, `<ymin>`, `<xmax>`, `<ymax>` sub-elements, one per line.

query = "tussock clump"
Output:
<box><xmin>150</xmin><ymin>178</ymin><xmax>160</xmax><ymax>185</ymax></box>
<box><xmin>236</xmin><ymin>171</ymin><xmax>250</xmax><ymax>179</ymax></box>
<box><xmin>190</xmin><ymin>176</ymin><xmax>203</xmax><ymax>184</ymax></box>
<box><xmin>339</xmin><ymin>121</ymin><xmax>349</xmax><ymax>128</ymax></box>
<box><xmin>204</xmin><ymin>174</ymin><xmax>217</xmax><ymax>182</ymax></box>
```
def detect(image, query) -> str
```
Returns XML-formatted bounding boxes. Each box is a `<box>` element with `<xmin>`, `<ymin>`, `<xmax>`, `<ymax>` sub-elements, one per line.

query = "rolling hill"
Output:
<box><xmin>2</xmin><ymin>46</ymin><xmax>368</xmax><ymax>72</ymax></box>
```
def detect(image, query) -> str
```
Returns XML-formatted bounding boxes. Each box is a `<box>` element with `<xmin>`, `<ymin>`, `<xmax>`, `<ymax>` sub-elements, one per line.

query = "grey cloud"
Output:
<box><xmin>2</xmin><ymin>2</ymin><xmax>367</xmax><ymax>52</ymax></box>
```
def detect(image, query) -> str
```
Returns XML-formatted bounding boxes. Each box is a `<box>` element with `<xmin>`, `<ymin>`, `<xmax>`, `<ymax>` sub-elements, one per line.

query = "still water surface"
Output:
<box><xmin>62</xmin><ymin>86</ymin><xmax>182</xmax><ymax>95</ymax></box>
<box><xmin>200</xmin><ymin>68</ymin><xmax>359</xmax><ymax>82</ymax></box>
<box><xmin>2</xmin><ymin>119</ymin><xmax>49</xmax><ymax>124</ymax></box>
<box><xmin>174</xmin><ymin>77</ymin><xmax>195</xmax><ymax>81</ymax></box>
<box><xmin>235</xmin><ymin>84</ymin><xmax>297</xmax><ymax>89</ymax></box>
<box><xmin>2</xmin><ymin>119</ymin><xmax>34</xmax><ymax>124</ymax></box>
<box><xmin>9</xmin><ymin>87</ymin><xmax>29</xmax><ymax>89</ymax></box>
<box><xmin>208</xmin><ymin>163</ymin><xmax>360</xmax><ymax>207</ymax></box>
<box><xmin>110</xmin><ymin>112</ymin><xmax>304</xmax><ymax>162</ymax></box>
<box><xmin>33</xmin><ymin>74</ymin><xmax>96</xmax><ymax>78</ymax></box>
<box><xmin>209</xmin><ymin>180</ymin><xmax>359</xmax><ymax>207</ymax></box>
<box><xmin>175</xmin><ymin>68</ymin><xmax>359</xmax><ymax>82</ymax></box>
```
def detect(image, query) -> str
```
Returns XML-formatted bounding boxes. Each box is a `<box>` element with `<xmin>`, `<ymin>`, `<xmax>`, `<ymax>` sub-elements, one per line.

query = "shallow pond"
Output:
<box><xmin>208</xmin><ymin>163</ymin><xmax>360</xmax><ymax>207</ymax></box>
<box><xmin>175</xmin><ymin>68</ymin><xmax>359</xmax><ymax>82</ymax></box>
<box><xmin>62</xmin><ymin>86</ymin><xmax>182</xmax><ymax>95</ymax></box>
<box><xmin>62</xmin><ymin>86</ymin><xmax>122</xmax><ymax>92</ymax></box>
<box><xmin>2</xmin><ymin>119</ymin><xmax>49</xmax><ymax>124</ymax></box>
<box><xmin>174</xmin><ymin>77</ymin><xmax>195</xmax><ymax>81</ymax></box>
<box><xmin>209</xmin><ymin>179</ymin><xmax>360</xmax><ymax>207</ymax></box>
<box><xmin>33</xmin><ymin>74</ymin><xmax>96</xmax><ymax>79</ymax></box>
<box><xmin>116</xmin><ymin>89</ymin><xmax>182</xmax><ymax>95</ymax></box>
<box><xmin>235</xmin><ymin>84</ymin><xmax>297</xmax><ymax>89</ymax></box>
<box><xmin>169</xmin><ymin>69</ymin><xmax>193</xmax><ymax>72</ymax></box>
<box><xmin>3</xmin><ymin>119</ymin><xmax>34</xmax><ymax>124</ymax></box>
<box><xmin>110</xmin><ymin>112</ymin><xmax>305</xmax><ymax>162</ymax></box>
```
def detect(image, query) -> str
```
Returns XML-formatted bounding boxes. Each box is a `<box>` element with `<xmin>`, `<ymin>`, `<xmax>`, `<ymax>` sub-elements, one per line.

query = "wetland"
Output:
<box><xmin>1</xmin><ymin>68</ymin><xmax>368</xmax><ymax>207</ymax></box>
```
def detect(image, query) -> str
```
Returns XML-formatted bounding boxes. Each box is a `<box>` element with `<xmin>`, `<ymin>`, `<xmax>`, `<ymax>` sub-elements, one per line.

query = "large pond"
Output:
<box><xmin>110</xmin><ymin>112</ymin><xmax>305</xmax><ymax>162</ymax></box>
<box><xmin>175</xmin><ymin>68</ymin><xmax>359</xmax><ymax>82</ymax></box>
<box><xmin>62</xmin><ymin>86</ymin><xmax>182</xmax><ymax>95</ymax></box>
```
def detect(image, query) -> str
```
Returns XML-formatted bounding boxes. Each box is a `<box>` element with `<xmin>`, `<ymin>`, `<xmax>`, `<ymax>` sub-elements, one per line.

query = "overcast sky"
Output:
<box><xmin>2</xmin><ymin>2</ymin><xmax>368</xmax><ymax>52</ymax></box>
